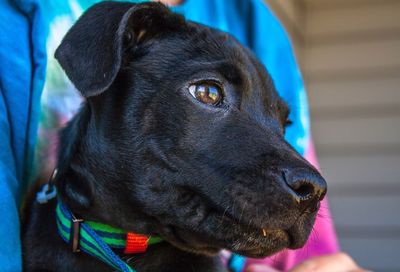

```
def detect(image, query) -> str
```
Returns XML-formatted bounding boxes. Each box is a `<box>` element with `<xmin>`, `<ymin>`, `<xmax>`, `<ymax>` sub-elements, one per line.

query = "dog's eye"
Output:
<box><xmin>188</xmin><ymin>83</ymin><xmax>223</xmax><ymax>106</ymax></box>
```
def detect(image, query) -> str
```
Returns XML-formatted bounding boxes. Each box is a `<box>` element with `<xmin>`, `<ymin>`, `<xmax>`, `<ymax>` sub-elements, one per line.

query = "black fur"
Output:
<box><xmin>22</xmin><ymin>2</ymin><xmax>327</xmax><ymax>271</ymax></box>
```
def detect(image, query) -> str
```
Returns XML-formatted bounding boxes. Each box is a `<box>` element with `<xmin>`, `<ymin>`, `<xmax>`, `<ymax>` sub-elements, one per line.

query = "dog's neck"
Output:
<box><xmin>56</xmin><ymin>198</ymin><xmax>163</xmax><ymax>270</ymax></box>
<box><xmin>39</xmin><ymin>106</ymin><xmax>228</xmax><ymax>272</ymax></box>
<box><xmin>23</xmin><ymin>197</ymin><xmax>227</xmax><ymax>272</ymax></box>
<box><xmin>54</xmin><ymin>189</ymin><xmax>228</xmax><ymax>272</ymax></box>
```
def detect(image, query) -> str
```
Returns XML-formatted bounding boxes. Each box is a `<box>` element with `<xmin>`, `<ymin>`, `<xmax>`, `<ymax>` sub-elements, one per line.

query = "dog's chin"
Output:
<box><xmin>154</xmin><ymin>210</ymin><xmax>317</xmax><ymax>258</ymax></box>
<box><xmin>168</xmin><ymin>227</ymin><xmax>290</xmax><ymax>258</ymax></box>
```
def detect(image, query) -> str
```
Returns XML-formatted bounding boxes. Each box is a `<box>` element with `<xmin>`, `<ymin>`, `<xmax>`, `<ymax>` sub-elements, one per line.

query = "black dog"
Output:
<box><xmin>22</xmin><ymin>2</ymin><xmax>327</xmax><ymax>271</ymax></box>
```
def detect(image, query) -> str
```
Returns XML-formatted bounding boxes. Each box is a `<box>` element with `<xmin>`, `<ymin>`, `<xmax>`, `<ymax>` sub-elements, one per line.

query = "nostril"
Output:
<box><xmin>282</xmin><ymin>168</ymin><xmax>327</xmax><ymax>205</ymax></box>
<box><xmin>291</xmin><ymin>180</ymin><xmax>315</xmax><ymax>202</ymax></box>
<box><xmin>286</xmin><ymin>179</ymin><xmax>316</xmax><ymax>204</ymax></box>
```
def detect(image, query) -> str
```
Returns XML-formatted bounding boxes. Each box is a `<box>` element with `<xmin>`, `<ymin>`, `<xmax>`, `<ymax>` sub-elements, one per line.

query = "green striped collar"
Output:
<box><xmin>56</xmin><ymin>200</ymin><xmax>163</xmax><ymax>272</ymax></box>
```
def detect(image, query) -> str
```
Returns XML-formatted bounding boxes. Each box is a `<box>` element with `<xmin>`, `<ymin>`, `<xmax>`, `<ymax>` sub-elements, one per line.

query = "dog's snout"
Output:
<box><xmin>282</xmin><ymin>168</ymin><xmax>327</xmax><ymax>206</ymax></box>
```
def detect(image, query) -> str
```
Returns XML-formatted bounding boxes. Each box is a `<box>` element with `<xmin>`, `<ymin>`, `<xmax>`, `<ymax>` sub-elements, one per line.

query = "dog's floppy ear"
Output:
<box><xmin>55</xmin><ymin>2</ymin><xmax>183</xmax><ymax>97</ymax></box>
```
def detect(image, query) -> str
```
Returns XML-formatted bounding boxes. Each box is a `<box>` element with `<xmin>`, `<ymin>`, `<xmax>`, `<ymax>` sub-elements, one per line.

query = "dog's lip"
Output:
<box><xmin>216</xmin><ymin>211</ymin><xmax>290</xmax><ymax>243</ymax></box>
<box><xmin>174</xmin><ymin>207</ymin><xmax>316</xmax><ymax>254</ymax></box>
<box><xmin>169</xmin><ymin>223</ymin><xmax>291</xmax><ymax>258</ymax></box>
<box><xmin>155</xmin><ymin>208</ymin><xmax>293</xmax><ymax>256</ymax></box>
<box><xmin>285</xmin><ymin>210</ymin><xmax>318</xmax><ymax>249</ymax></box>
<box><xmin>152</xmin><ymin>193</ymin><xmax>318</xmax><ymax>254</ymax></box>
<box><xmin>155</xmin><ymin>223</ymin><xmax>222</xmax><ymax>254</ymax></box>
<box><xmin>210</xmin><ymin>206</ymin><xmax>280</xmax><ymax>236</ymax></box>
<box><xmin>211</xmin><ymin>203</ymin><xmax>319</xmax><ymax>249</ymax></box>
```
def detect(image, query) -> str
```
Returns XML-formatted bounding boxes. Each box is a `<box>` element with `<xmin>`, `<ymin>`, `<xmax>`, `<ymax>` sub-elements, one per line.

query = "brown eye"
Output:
<box><xmin>189</xmin><ymin>83</ymin><xmax>223</xmax><ymax>105</ymax></box>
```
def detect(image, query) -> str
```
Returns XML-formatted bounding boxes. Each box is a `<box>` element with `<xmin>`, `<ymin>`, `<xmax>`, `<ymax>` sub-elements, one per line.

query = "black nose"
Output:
<box><xmin>282</xmin><ymin>168</ymin><xmax>327</xmax><ymax>206</ymax></box>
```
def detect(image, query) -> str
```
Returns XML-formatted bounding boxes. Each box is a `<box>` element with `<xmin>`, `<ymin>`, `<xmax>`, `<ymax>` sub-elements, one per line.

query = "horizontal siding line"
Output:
<box><xmin>296</xmin><ymin>0</ymin><xmax>307</xmax><ymax>15</ymax></box>
<box><xmin>335</xmin><ymin>226</ymin><xmax>400</xmax><ymax>239</ymax></box>
<box><xmin>310</xmin><ymin>104</ymin><xmax>400</xmax><ymax>120</ymax></box>
<box><xmin>316</xmin><ymin>143</ymin><xmax>400</xmax><ymax>157</ymax></box>
<box><xmin>306</xmin><ymin>28</ymin><xmax>400</xmax><ymax>46</ymax></box>
<box><xmin>328</xmin><ymin>183</ymin><xmax>400</xmax><ymax>196</ymax></box>
<box><xmin>266</xmin><ymin>0</ymin><xmax>305</xmax><ymax>46</ymax></box>
<box><xmin>306</xmin><ymin>65</ymin><xmax>400</xmax><ymax>83</ymax></box>
<box><xmin>306</xmin><ymin>0</ymin><xmax>400</xmax><ymax>11</ymax></box>
<box><xmin>307</xmin><ymin>76</ymin><xmax>400</xmax><ymax>87</ymax></box>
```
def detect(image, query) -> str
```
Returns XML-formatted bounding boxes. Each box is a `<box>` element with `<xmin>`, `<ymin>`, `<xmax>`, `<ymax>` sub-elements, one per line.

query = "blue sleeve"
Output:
<box><xmin>0</xmin><ymin>0</ymin><xmax>47</xmax><ymax>269</ymax></box>
<box><xmin>0</xmin><ymin>90</ymin><xmax>22</xmax><ymax>271</ymax></box>
<box><xmin>246</xmin><ymin>0</ymin><xmax>311</xmax><ymax>156</ymax></box>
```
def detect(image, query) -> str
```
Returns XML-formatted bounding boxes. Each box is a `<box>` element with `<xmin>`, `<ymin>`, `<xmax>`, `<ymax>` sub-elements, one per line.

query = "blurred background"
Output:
<box><xmin>264</xmin><ymin>0</ymin><xmax>400</xmax><ymax>271</ymax></box>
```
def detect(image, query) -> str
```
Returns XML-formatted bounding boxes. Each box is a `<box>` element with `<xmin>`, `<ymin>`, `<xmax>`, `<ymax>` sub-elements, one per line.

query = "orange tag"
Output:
<box><xmin>124</xmin><ymin>232</ymin><xmax>149</xmax><ymax>254</ymax></box>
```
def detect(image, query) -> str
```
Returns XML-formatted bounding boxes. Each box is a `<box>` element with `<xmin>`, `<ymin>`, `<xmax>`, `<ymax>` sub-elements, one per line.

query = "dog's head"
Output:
<box><xmin>55</xmin><ymin>2</ymin><xmax>326</xmax><ymax>258</ymax></box>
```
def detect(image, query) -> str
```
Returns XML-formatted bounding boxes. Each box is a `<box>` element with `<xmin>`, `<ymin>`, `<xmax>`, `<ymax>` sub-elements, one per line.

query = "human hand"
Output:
<box><xmin>246</xmin><ymin>253</ymin><xmax>370</xmax><ymax>272</ymax></box>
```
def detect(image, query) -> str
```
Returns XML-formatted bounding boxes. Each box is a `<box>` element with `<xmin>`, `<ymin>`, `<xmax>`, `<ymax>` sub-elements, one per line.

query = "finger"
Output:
<box><xmin>290</xmin><ymin>252</ymin><xmax>361</xmax><ymax>272</ymax></box>
<box><xmin>245</xmin><ymin>264</ymin><xmax>281</xmax><ymax>272</ymax></box>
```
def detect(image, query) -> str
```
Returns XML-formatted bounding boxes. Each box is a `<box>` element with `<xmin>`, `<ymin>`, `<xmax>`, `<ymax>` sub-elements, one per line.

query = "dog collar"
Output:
<box><xmin>56</xmin><ymin>200</ymin><xmax>163</xmax><ymax>272</ymax></box>
<box><xmin>37</xmin><ymin>174</ymin><xmax>245</xmax><ymax>272</ymax></box>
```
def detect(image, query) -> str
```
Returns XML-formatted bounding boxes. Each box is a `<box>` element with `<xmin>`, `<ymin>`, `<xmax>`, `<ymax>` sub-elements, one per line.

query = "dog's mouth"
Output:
<box><xmin>152</xmin><ymin>203</ymin><xmax>317</xmax><ymax>258</ymax></box>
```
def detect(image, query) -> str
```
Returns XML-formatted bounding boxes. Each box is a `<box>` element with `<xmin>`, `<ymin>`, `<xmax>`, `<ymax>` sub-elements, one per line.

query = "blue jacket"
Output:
<box><xmin>0</xmin><ymin>0</ymin><xmax>310</xmax><ymax>270</ymax></box>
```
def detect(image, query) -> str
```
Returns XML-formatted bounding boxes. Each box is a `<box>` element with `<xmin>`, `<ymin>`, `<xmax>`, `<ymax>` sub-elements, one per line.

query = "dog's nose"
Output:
<box><xmin>282</xmin><ymin>168</ymin><xmax>327</xmax><ymax>206</ymax></box>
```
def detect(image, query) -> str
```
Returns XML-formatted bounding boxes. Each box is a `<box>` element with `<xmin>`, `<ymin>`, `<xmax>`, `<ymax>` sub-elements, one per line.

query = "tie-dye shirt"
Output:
<box><xmin>33</xmin><ymin>0</ymin><xmax>338</xmax><ymax>271</ymax></box>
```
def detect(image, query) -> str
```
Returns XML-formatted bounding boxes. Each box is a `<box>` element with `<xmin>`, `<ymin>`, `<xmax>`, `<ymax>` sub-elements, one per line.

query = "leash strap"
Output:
<box><xmin>56</xmin><ymin>201</ymin><xmax>162</xmax><ymax>272</ymax></box>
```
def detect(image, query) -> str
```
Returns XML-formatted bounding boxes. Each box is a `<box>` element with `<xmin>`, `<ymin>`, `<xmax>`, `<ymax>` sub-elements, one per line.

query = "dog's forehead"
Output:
<box><xmin>142</xmin><ymin>24</ymin><xmax>276</xmax><ymax>89</ymax></box>
<box><xmin>130</xmin><ymin>21</ymin><xmax>283</xmax><ymax>117</ymax></box>
<box><xmin>140</xmin><ymin>24</ymin><xmax>244</xmax><ymax>65</ymax></box>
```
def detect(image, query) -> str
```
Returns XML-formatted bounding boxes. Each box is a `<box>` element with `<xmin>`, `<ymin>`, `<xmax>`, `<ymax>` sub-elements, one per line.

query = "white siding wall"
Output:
<box><xmin>264</xmin><ymin>0</ymin><xmax>305</xmax><ymax>66</ymax></box>
<box><xmin>266</xmin><ymin>1</ymin><xmax>400</xmax><ymax>271</ymax></box>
